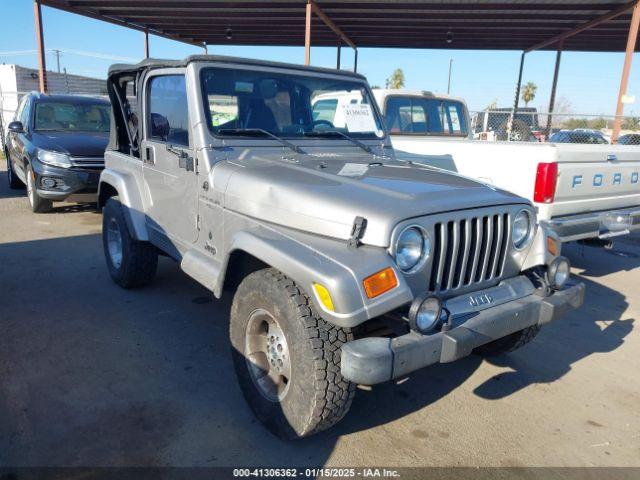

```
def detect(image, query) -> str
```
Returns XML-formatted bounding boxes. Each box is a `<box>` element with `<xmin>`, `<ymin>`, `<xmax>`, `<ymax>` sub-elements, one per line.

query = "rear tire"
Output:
<box><xmin>230</xmin><ymin>268</ymin><xmax>355</xmax><ymax>439</ymax></box>
<box><xmin>6</xmin><ymin>153</ymin><xmax>24</xmax><ymax>189</ymax></box>
<box><xmin>102</xmin><ymin>196</ymin><xmax>158</xmax><ymax>288</ymax></box>
<box><xmin>474</xmin><ymin>325</ymin><xmax>541</xmax><ymax>356</ymax></box>
<box><xmin>26</xmin><ymin>164</ymin><xmax>52</xmax><ymax>213</ymax></box>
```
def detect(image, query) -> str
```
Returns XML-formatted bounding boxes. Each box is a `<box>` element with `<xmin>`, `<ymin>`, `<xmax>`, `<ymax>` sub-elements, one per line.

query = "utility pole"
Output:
<box><xmin>53</xmin><ymin>48</ymin><xmax>61</xmax><ymax>73</ymax></box>
<box><xmin>612</xmin><ymin>0</ymin><xmax>640</xmax><ymax>143</ymax></box>
<box><xmin>447</xmin><ymin>58</ymin><xmax>453</xmax><ymax>94</ymax></box>
<box><xmin>34</xmin><ymin>0</ymin><xmax>47</xmax><ymax>93</ymax></box>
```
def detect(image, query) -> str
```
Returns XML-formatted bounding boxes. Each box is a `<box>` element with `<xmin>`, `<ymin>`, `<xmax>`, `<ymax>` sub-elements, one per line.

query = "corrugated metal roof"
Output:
<box><xmin>39</xmin><ymin>0</ymin><xmax>639</xmax><ymax>52</ymax></box>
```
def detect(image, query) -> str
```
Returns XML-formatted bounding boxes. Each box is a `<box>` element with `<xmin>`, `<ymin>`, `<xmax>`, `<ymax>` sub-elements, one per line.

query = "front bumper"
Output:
<box><xmin>32</xmin><ymin>160</ymin><xmax>102</xmax><ymax>201</ymax></box>
<box><xmin>341</xmin><ymin>277</ymin><xmax>585</xmax><ymax>385</ymax></box>
<box><xmin>543</xmin><ymin>207</ymin><xmax>640</xmax><ymax>242</ymax></box>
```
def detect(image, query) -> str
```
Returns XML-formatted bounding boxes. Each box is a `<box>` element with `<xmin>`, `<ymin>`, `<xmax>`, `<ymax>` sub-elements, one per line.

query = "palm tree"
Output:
<box><xmin>521</xmin><ymin>82</ymin><xmax>538</xmax><ymax>107</ymax></box>
<box><xmin>386</xmin><ymin>69</ymin><xmax>405</xmax><ymax>89</ymax></box>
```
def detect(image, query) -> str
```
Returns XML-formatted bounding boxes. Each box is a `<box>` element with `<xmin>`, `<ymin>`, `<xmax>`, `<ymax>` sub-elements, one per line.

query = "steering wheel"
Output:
<box><xmin>312</xmin><ymin>119</ymin><xmax>335</xmax><ymax>129</ymax></box>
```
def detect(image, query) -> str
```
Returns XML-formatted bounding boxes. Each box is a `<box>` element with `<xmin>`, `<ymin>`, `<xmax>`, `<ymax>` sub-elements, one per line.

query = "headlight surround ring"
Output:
<box><xmin>512</xmin><ymin>209</ymin><xmax>534</xmax><ymax>250</ymax></box>
<box><xmin>393</xmin><ymin>225</ymin><xmax>431</xmax><ymax>273</ymax></box>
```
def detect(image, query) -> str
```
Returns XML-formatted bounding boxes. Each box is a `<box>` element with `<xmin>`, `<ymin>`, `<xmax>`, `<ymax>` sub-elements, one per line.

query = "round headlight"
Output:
<box><xmin>395</xmin><ymin>227</ymin><xmax>430</xmax><ymax>272</ymax></box>
<box><xmin>512</xmin><ymin>210</ymin><xmax>532</xmax><ymax>249</ymax></box>
<box><xmin>409</xmin><ymin>295</ymin><xmax>442</xmax><ymax>334</ymax></box>
<box><xmin>548</xmin><ymin>256</ymin><xmax>571</xmax><ymax>289</ymax></box>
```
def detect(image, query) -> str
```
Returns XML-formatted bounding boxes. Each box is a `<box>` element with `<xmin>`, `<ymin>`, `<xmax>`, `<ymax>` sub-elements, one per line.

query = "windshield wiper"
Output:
<box><xmin>304</xmin><ymin>130</ymin><xmax>374</xmax><ymax>154</ymax></box>
<box><xmin>218</xmin><ymin>128</ymin><xmax>304</xmax><ymax>154</ymax></box>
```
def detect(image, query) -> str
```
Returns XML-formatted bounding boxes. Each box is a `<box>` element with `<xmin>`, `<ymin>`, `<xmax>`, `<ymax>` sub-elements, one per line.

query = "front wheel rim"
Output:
<box><xmin>245</xmin><ymin>308</ymin><xmax>292</xmax><ymax>402</ymax></box>
<box><xmin>106</xmin><ymin>218</ymin><xmax>123</xmax><ymax>269</ymax></box>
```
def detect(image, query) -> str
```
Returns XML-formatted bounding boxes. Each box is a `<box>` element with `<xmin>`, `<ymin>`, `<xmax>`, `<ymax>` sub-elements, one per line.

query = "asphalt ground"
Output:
<box><xmin>0</xmin><ymin>158</ymin><xmax>638</xmax><ymax>470</ymax></box>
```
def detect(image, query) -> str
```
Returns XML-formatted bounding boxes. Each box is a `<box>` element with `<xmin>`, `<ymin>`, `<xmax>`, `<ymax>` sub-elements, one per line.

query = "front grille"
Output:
<box><xmin>429</xmin><ymin>213</ymin><xmax>511</xmax><ymax>293</ymax></box>
<box><xmin>71</xmin><ymin>157</ymin><xmax>104</xmax><ymax>168</ymax></box>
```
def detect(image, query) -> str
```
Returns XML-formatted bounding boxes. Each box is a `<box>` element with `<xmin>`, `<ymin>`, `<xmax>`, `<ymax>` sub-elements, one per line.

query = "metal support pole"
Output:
<box><xmin>513</xmin><ymin>51</ymin><xmax>525</xmax><ymax>112</ymax></box>
<box><xmin>354</xmin><ymin>49</ymin><xmax>358</xmax><ymax>73</ymax></box>
<box><xmin>546</xmin><ymin>42</ymin><xmax>563</xmax><ymax>136</ymax></box>
<box><xmin>337</xmin><ymin>44</ymin><xmax>341</xmax><ymax>70</ymax></box>
<box><xmin>144</xmin><ymin>28</ymin><xmax>149</xmax><ymax>58</ymax></box>
<box><xmin>506</xmin><ymin>52</ymin><xmax>526</xmax><ymax>140</ymax></box>
<box><xmin>612</xmin><ymin>0</ymin><xmax>640</xmax><ymax>143</ymax></box>
<box><xmin>447</xmin><ymin>58</ymin><xmax>453</xmax><ymax>94</ymax></box>
<box><xmin>304</xmin><ymin>0</ymin><xmax>312</xmax><ymax>66</ymax></box>
<box><xmin>34</xmin><ymin>0</ymin><xmax>47</xmax><ymax>93</ymax></box>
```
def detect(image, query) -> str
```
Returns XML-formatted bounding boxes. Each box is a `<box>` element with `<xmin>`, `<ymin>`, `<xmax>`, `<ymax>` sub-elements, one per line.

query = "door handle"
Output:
<box><xmin>144</xmin><ymin>146</ymin><xmax>155</xmax><ymax>164</ymax></box>
<box><xmin>166</xmin><ymin>144</ymin><xmax>195</xmax><ymax>172</ymax></box>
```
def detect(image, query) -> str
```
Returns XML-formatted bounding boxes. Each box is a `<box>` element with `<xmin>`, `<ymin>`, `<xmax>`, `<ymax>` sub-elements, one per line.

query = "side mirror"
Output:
<box><xmin>8</xmin><ymin>121</ymin><xmax>24</xmax><ymax>133</ymax></box>
<box><xmin>150</xmin><ymin>113</ymin><xmax>170</xmax><ymax>141</ymax></box>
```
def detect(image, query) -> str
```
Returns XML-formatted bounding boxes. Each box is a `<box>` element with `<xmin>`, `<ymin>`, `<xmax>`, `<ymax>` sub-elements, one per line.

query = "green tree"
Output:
<box><xmin>622</xmin><ymin>116</ymin><xmax>640</xmax><ymax>130</ymax></box>
<box><xmin>521</xmin><ymin>82</ymin><xmax>538</xmax><ymax>107</ymax></box>
<box><xmin>562</xmin><ymin>118</ymin><xmax>588</xmax><ymax>129</ymax></box>
<box><xmin>588</xmin><ymin>117</ymin><xmax>607</xmax><ymax>129</ymax></box>
<box><xmin>386</xmin><ymin>69</ymin><xmax>405</xmax><ymax>89</ymax></box>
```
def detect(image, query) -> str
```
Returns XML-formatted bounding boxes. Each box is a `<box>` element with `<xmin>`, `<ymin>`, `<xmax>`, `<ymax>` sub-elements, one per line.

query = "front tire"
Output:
<box><xmin>6</xmin><ymin>153</ymin><xmax>24</xmax><ymax>189</ymax></box>
<box><xmin>102</xmin><ymin>196</ymin><xmax>158</xmax><ymax>288</ymax></box>
<box><xmin>230</xmin><ymin>269</ymin><xmax>355</xmax><ymax>439</ymax></box>
<box><xmin>474</xmin><ymin>325</ymin><xmax>541</xmax><ymax>356</ymax></box>
<box><xmin>26</xmin><ymin>164</ymin><xmax>52</xmax><ymax>213</ymax></box>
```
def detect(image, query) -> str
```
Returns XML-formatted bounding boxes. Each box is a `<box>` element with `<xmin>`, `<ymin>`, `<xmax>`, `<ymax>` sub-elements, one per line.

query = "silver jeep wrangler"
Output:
<box><xmin>98</xmin><ymin>55</ymin><xmax>584</xmax><ymax>439</ymax></box>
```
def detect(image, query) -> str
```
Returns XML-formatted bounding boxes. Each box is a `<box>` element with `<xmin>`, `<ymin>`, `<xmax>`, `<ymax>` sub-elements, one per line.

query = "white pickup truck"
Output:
<box><xmin>313</xmin><ymin>89</ymin><xmax>640</xmax><ymax>243</ymax></box>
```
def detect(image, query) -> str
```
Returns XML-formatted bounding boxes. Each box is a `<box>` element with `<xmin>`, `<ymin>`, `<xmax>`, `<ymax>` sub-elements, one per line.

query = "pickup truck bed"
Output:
<box><xmin>392</xmin><ymin>136</ymin><xmax>640</xmax><ymax>242</ymax></box>
<box><xmin>371</xmin><ymin>89</ymin><xmax>640</xmax><ymax>243</ymax></box>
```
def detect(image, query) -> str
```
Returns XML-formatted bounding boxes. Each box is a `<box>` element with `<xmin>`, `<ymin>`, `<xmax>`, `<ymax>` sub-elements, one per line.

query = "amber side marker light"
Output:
<box><xmin>547</xmin><ymin>236</ymin><xmax>559</xmax><ymax>256</ymax></box>
<box><xmin>363</xmin><ymin>267</ymin><xmax>398</xmax><ymax>299</ymax></box>
<box><xmin>313</xmin><ymin>283</ymin><xmax>335</xmax><ymax>312</ymax></box>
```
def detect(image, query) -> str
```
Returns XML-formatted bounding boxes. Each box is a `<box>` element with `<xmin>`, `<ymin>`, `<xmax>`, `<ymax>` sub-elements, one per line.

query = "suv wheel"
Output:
<box><xmin>6</xmin><ymin>153</ymin><xmax>24</xmax><ymax>189</ymax></box>
<box><xmin>474</xmin><ymin>325</ymin><xmax>541</xmax><ymax>356</ymax></box>
<box><xmin>102</xmin><ymin>196</ymin><xmax>158</xmax><ymax>288</ymax></box>
<box><xmin>230</xmin><ymin>268</ymin><xmax>355</xmax><ymax>439</ymax></box>
<box><xmin>26</xmin><ymin>164</ymin><xmax>52</xmax><ymax>213</ymax></box>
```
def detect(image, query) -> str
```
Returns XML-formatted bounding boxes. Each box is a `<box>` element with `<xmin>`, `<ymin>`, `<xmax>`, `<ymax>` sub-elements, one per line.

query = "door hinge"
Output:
<box><xmin>196</xmin><ymin>213</ymin><xmax>201</xmax><ymax>230</ymax></box>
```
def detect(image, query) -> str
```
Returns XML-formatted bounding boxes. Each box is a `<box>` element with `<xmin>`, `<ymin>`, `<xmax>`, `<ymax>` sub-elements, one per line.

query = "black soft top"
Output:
<box><xmin>108</xmin><ymin>54</ymin><xmax>367</xmax><ymax>80</ymax></box>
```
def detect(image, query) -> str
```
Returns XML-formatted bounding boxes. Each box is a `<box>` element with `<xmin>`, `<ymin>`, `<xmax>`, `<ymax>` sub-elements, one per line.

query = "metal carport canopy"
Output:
<box><xmin>37</xmin><ymin>0</ymin><xmax>640</xmax><ymax>52</ymax></box>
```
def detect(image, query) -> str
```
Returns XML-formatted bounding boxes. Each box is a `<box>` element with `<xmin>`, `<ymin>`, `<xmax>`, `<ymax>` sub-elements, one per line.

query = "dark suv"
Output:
<box><xmin>4</xmin><ymin>93</ymin><xmax>110</xmax><ymax>212</ymax></box>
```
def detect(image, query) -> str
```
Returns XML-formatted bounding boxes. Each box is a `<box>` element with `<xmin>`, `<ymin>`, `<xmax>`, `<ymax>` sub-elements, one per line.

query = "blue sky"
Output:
<box><xmin>1</xmin><ymin>1</ymin><xmax>639</xmax><ymax>115</ymax></box>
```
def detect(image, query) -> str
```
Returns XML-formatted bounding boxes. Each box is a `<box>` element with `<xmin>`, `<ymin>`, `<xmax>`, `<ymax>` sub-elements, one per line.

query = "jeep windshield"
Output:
<box><xmin>201</xmin><ymin>67</ymin><xmax>384</xmax><ymax>139</ymax></box>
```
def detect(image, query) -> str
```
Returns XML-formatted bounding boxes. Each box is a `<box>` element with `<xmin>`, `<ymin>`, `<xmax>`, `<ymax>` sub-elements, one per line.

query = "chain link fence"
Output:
<box><xmin>470</xmin><ymin>109</ymin><xmax>640</xmax><ymax>145</ymax></box>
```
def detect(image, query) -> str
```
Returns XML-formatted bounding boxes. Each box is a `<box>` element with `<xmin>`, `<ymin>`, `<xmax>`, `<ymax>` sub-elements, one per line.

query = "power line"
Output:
<box><xmin>0</xmin><ymin>50</ymin><xmax>38</xmax><ymax>56</ymax></box>
<box><xmin>0</xmin><ymin>48</ymin><xmax>138</xmax><ymax>63</ymax></box>
<box><xmin>50</xmin><ymin>48</ymin><xmax>138</xmax><ymax>63</ymax></box>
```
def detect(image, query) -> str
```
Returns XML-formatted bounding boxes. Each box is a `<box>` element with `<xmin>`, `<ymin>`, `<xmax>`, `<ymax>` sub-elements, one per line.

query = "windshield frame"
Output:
<box><xmin>383</xmin><ymin>94</ymin><xmax>469</xmax><ymax>138</ymax></box>
<box><xmin>198</xmin><ymin>65</ymin><xmax>387</xmax><ymax>141</ymax></box>
<box><xmin>33</xmin><ymin>99</ymin><xmax>111</xmax><ymax>133</ymax></box>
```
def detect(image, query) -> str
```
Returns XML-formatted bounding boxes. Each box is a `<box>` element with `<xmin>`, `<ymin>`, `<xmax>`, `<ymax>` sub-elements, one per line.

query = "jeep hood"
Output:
<box><xmin>220</xmin><ymin>149</ymin><xmax>527</xmax><ymax>247</ymax></box>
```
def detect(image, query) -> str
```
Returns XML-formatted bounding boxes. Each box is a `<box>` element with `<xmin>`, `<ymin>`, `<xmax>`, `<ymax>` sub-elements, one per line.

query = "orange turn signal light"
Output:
<box><xmin>547</xmin><ymin>236</ymin><xmax>559</xmax><ymax>256</ymax></box>
<box><xmin>363</xmin><ymin>267</ymin><xmax>398</xmax><ymax>299</ymax></box>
